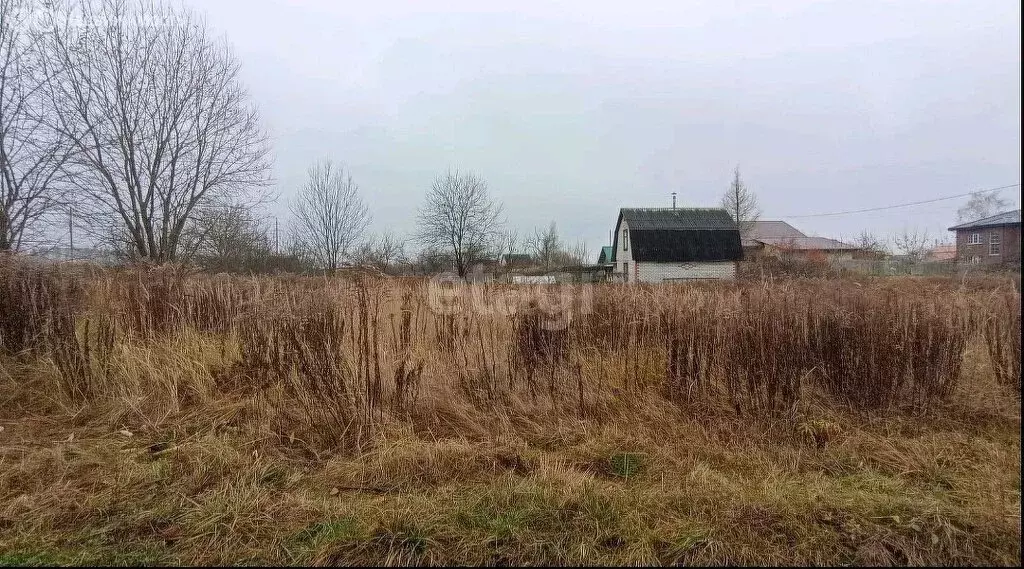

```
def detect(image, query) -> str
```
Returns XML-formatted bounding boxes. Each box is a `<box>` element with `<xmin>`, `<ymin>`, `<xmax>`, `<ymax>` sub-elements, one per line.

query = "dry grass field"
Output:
<box><xmin>0</xmin><ymin>259</ymin><xmax>1020</xmax><ymax>566</ymax></box>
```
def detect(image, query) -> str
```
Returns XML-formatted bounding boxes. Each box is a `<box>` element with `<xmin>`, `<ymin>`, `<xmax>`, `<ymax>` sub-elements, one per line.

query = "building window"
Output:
<box><xmin>990</xmin><ymin>232</ymin><xmax>1001</xmax><ymax>255</ymax></box>
<box><xmin>968</xmin><ymin>233</ymin><xmax>982</xmax><ymax>245</ymax></box>
<box><xmin>622</xmin><ymin>228</ymin><xmax>629</xmax><ymax>251</ymax></box>
<box><xmin>970</xmin><ymin>256</ymin><xmax>981</xmax><ymax>264</ymax></box>
<box><xmin>623</xmin><ymin>262</ymin><xmax>629</xmax><ymax>282</ymax></box>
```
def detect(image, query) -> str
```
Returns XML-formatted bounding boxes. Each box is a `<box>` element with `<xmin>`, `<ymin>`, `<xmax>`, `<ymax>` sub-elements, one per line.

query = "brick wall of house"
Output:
<box><xmin>636</xmin><ymin>261</ymin><xmax>736</xmax><ymax>282</ymax></box>
<box><xmin>955</xmin><ymin>226</ymin><xmax>1022</xmax><ymax>265</ymax></box>
<box><xmin>1005</xmin><ymin>226</ymin><xmax>1022</xmax><ymax>263</ymax></box>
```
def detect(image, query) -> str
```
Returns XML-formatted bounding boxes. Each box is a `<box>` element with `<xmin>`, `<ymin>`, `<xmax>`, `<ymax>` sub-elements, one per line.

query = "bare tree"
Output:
<box><xmin>414</xmin><ymin>169</ymin><xmax>503</xmax><ymax>278</ymax></box>
<box><xmin>957</xmin><ymin>190</ymin><xmax>1009</xmax><ymax>223</ymax></box>
<box><xmin>179</xmin><ymin>205</ymin><xmax>272</xmax><ymax>272</ymax></box>
<box><xmin>853</xmin><ymin>230</ymin><xmax>888</xmax><ymax>255</ymax></box>
<box><xmin>498</xmin><ymin>229</ymin><xmax>535</xmax><ymax>273</ymax></box>
<box><xmin>35</xmin><ymin>0</ymin><xmax>271</xmax><ymax>262</ymax></box>
<box><xmin>0</xmin><ymin>0</ymin><xmax>68</xmax><ymax>252</ymax></box>
<box><xmin>493</xmin><ymin>227</ymin><xmax>518</xmax><ymax>262</ymax></box>
<box><xmin>893</xmin><ymin>227</ymin><xmax>930</xmax><ymax>262</ymax></box>
<box><xmin>721</xmin><ymin>165</ymin><xmax>760</xmax><ymax>233</ymax></box>
<box><xmin>407</xmin><ymin>247</ymin><xmax>452</xmax><ymax>276</ymax></box>
<box><xmin>351</xmin><ymin>231</ymin><xmax>406</xmax><ymax>274</ymax></box>
<box><xmin>290</xmin><ymin>158</ymin><xmax>369</xmax><ymax>274</ymax></box>
<box><xmin>527</xmin><ymin>221</ymin><xmax>560</xmax><ymax>271</ymax></box>
<box><xmin>565</xmin><ymin>240</ymin><xmax>589</xmax><ymax>267</ymax></box>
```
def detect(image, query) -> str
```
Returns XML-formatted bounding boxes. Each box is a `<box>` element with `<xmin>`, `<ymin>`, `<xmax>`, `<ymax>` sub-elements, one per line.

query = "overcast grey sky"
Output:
<box><xmin>199</xmin><ymin>0</ymin><xmax>1021</xmax><ymax>254</ymax></box>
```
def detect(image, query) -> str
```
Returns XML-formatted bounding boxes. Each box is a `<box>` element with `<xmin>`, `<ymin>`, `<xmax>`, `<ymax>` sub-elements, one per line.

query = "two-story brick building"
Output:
<box><xmin>948</xmin><ymin>209</ymin><xmax>1021</xmax><ymax>266</ymax></box>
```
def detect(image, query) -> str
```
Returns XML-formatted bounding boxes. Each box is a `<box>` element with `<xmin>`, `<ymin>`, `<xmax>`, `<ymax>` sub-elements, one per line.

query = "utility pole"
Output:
<box><xmin>672</xmin><ymin>192</ymin><xmax>677</xmax><ymax>209</ymax></box>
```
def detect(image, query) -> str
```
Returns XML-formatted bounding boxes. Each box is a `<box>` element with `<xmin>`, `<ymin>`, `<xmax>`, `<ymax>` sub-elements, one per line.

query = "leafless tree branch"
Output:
<box><xmin>721</xmin><ymin>165</ymin><xmax>760</xmax><ymax>233</ymax></box>
<box><xmin>527</xmin><ymin>221</ymin><xmax>560</xmax><ymax>271</ymax></box>
<box><xmin>414</xmin><ymin>169</ymin><xmax>503</xmax><ymax>278</ymax></box>
<box><xmin>854</xmin><ymin>230</ymin><xmax>889</xmax><ymax>255</ymax></box>
<box><xmin>893</xmin><ymin>227</ymin><xmax>930</xmax><ymax>262</ymax></box>
<box><xmin>289</xmin><ymin>158</ymin><xmax>369</xmax><ymax>274</ymax></box>
<box><xmin>957</xmin><ymin>190</ymin><xmax>1009</xmax><ymax>223</ymax></box>
<box><xmin>34</xmin><ymin>0</ymin><xmax>271</xmax><ymax>262</ymax></box>
<box><xmin>351</xmin><ymin>231</ymin><xmax>407</xmax><ymax>274</ymax></box>
<box><xmin>0</xmin><ymin>0</ymin><xmax>69</xmax><ymax>252</ymax></box>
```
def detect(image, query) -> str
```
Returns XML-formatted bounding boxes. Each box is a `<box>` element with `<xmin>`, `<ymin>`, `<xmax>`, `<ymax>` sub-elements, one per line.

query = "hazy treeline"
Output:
<box><xmin>1</xmin><ymin>0</ymin><xmax>600</xmax><ymax>277</ymax></box>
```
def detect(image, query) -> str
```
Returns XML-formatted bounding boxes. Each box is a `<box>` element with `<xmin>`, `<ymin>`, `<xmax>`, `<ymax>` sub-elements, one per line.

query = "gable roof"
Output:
<box><xmin>743</xmin><ymin>220</ymin><xmax>807</xmax><ymax>240</ymax></box>
<box><xmin>948</xmin><ymin>209</ymin><xmax>1021</xmax><ymax>231</ymax></box>
<box><xmin>925</xmin><ymin>244</ymin><xmax>956</xmax><ymax>262</ymax></box>
<box><xmin>741</xmin><ymin>220</ymin><xmax>807</xmax><ymax>248</ymax></box>
<box><xmin>754</xmin><ymin>236</ymin><xmax>859</xmax><ymax>251</ymax></box>
<box><xmin>612</xmin><ymin>208</ymin><xmax>742</xmax><ymax>263</ymax></box>
<box><xmin>618</xmin><ymin>207</ymin><xmax>738</xmax><ymax>231</ymax></box>
<box><xmin>597</xmin><ymin>246</ymin><xmax>614</xmax><ymax>264</ymax></box>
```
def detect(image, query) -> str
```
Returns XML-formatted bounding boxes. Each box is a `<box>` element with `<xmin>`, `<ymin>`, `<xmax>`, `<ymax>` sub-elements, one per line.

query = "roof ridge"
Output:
<box><xmin>948</xmin><ymin>208</ymin><xmax>1021</xmax><ymax>230</ymax></box>
<box><xmin>620</xmin><ymin>206</ymin><xmax>727</xmax><ymax>211</ymax></box>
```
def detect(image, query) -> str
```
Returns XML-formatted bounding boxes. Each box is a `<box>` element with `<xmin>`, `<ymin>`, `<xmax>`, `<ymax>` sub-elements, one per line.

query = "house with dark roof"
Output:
<box><xmin>742</xmin><ymin>220</ymin><xmax>861</xmax><ymax>262</ymax></box>
<box><xmin>610</xmin><ymin>208</ymin><xmax>742</xmax><ymax>282</ymax></box>
<box><xmin>948</xmin><ymin>209</ymin><xmax>1021</xmax><ymax>266</ymax></box>
<box><xmin>597</xmin><ymin>246</ymin><xmax>614</xmax><ymax>265</ymax></box>
<box><xmin>500</xmin><ymin>252</ymin><xmax>533</xmax><ymax>269</ymax></box>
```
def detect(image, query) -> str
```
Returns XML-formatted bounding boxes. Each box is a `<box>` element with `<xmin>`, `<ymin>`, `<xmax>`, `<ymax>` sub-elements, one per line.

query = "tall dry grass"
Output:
<box><xmin>0</xmin><ymin>258</ymin><xmax>1020</xmax><ymax>565</ymax></box>
<box><xmin>0</xmin><ymin>257</ymin><xmax>1018</xmax><ymax>451</ymax></box>
<box><xmin>983</xmin><ymin>291</ymin><xmax>1022</xmax><ymax>394</ymax></box>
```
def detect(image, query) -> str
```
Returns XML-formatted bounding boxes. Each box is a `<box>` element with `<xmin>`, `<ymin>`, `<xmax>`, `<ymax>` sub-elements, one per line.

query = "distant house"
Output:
<box><xmin>741</xmin><ymin>221</ymin><xmax>805</xmax><ymax>247</ymax></box>
<box><xmin>500</xmin><ymin>253</ymin><xmax>533</xmax><ymax>269</ymax></box>
<box><xmin>597</xmin><ymin>246</ymin><xmax>614</xmax><ymax>265</ymax></box>
<box><xmin>923</xmin><ymin>244</ymin><xmax>956</xmax><ymax>263</ymax></box>
<box><xmin>742</xmin><ymin>220</ymin><xmax>860</xmax><ymax>262</ymax></box>
<box><xmin>611</xmin><ymin>208</ymin><xmax>742</xmax><ymax>282</ymax></box>
<box><xmin>948</xmin><ymin>209</ymin><xmax>1021</xmax><ymax>266</ymax></box>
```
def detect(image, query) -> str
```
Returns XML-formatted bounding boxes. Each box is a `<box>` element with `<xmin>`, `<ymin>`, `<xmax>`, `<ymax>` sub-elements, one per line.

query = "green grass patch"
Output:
<box><xmin>608</xmin><ymin>452</ymin><xmax>645</xmax><ymax>479</ymax></box>
<box><xmin>283</xmin><ymin>517</ymin><xmax>363</xmax><ymax>562</ymax></box>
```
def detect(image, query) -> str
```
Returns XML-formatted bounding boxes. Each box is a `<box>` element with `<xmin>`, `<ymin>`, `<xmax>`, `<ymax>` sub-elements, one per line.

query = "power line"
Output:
<box><xmin>775</xmin><ymin>183</ymin><xmax>1020</xmax><ymax>219</ymax></box>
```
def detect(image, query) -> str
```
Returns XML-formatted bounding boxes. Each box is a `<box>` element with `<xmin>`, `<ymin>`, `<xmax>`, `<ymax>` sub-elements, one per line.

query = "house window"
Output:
<box><xmin>622</xmin><ymin>228</ymin><xmax>629</xmax><ymax>251</ymax></box>
<box><xmin>623</xmin><ymin>262</ymin><xmax>629</xmax><ymax>282</ymax></box>
<box><xmin>967</xmin><ymin>233</ymin><xmax>982</xmax><ymax>245</ymax></box>
<box><xmin>970</xmin><ymin>256</ymin><xmax>981</xmax><ymax>264</ymax></box>
<box><xmin>990</xmin><ymin>232</ymin><xmax>1001</xmax><ymax>255</ymax></box>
